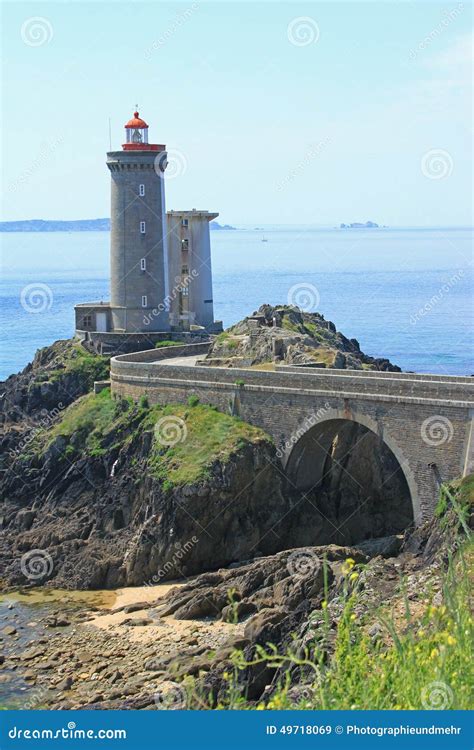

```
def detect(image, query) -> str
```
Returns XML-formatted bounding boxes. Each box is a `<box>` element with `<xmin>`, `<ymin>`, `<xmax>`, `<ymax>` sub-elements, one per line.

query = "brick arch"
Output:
<box><xmin>282</xmin><ymin>407</ymin><xmax>421</xmax><ymax>523</ymax></box>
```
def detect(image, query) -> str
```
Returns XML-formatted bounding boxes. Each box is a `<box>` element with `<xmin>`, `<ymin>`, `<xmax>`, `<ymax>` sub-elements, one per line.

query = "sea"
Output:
<box><xmin>1</xmin><ymin>226</ymin><xmax>472</xmax><ymax>381</ymax></box>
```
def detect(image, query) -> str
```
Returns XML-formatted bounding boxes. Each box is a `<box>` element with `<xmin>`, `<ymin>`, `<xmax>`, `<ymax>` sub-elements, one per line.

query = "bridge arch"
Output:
<box><xmin>282</xmin><ymin>408</ymin><xmax>420</xmax><ymax>536</ymax></box>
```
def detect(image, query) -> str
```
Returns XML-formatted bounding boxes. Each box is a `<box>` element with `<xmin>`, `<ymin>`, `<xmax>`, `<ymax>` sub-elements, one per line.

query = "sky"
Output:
<box><xmin>1</xmin><ymin>0</ymin><xmax>472</xmax><ymax>226</ymax></box>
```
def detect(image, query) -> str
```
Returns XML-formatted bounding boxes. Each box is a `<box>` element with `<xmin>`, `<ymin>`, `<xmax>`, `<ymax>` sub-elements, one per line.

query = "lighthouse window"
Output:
<box><xmin>181</xmin><ymin>219</ymin><xmax>189</xmax><ymax>228</ymax></box>
<box><xmin>139</xmin><ymin>184</ymin><xmax>145</xmax><ymax>197</ymax></box>
<box><xmin>141</xmin><ymin>296</ymin><xmax>148</xmax><ymax>308</ymax></box>
<box><xmin>181</xmin><ymin>239</ymin><xmax>189</xmax><ymax>249</ymax></box>
<box><xmin>140</xmin><ymin>258</ymin><xmax>146</xmax><ymax>271</ymax></box>
<box><xmin>140</xmin><ymin>221</ymin><xmax>146</xmax><ymax>234</ymax></box>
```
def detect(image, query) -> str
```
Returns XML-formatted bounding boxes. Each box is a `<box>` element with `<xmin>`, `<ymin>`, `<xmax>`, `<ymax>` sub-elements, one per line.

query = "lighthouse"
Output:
<box><xmin>74</xmin><ymin>109</ymin><xmax>222</xmax><ymax>352</ymax></box>
<box><xmin>107</xmin><ymin>111</ymin><xmax>169</xmax><ymax>332</ymax></box>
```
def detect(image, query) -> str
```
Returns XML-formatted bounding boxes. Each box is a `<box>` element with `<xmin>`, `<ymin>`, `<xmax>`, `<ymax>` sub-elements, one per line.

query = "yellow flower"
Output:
<box><xmin>349</xmin><ymin>572</ymin><xmax>359</xmax><ymax>582</ymax></box>
<box><xmin>350</xmin><ymin>614</ymin><xmax>356</xmax><ymax>621</ymax></box>
<box><xmin>346</xmin><ymin>558</ymin><xmax>356</xmax><ymax>567</ymax></box>
<box><xmin>446</xmin><ymin>635</ymin><xmax>457</xmax><ymax>646</ymax></box>
<box><xmin>321</xmin><ymin>600</ymin><xmax>328</xmax><ymax>609</ymax></box>
<box><xmin>430</xmin><ymin>648</ymin><xmax>439</xmax><ymax>659</ymax></box>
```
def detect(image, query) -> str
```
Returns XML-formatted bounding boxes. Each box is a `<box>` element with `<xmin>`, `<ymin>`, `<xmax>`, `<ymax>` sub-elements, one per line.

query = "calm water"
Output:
<box><xmin>1</xmin><ymin>227</ymin><xmax>473</xmax><ymax>380</ymax></box>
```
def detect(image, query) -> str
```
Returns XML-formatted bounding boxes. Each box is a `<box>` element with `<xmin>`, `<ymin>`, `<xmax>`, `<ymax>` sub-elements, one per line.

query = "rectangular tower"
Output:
<box><xmin>166</xmin><ymin>210</ymin><xmax>219</xmax><ymax>330</ymax></box>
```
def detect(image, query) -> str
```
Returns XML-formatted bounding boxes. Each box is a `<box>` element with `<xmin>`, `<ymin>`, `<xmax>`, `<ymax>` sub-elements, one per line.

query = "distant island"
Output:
<box><xmin>340</xmin><ymin>221</ymin><xmax>380</xmax><ymax>229</ymax></box>
<box><xmin>0</xmin><ymin>219</ymin><xmax>236</xmax><ymax>232</ymax></box>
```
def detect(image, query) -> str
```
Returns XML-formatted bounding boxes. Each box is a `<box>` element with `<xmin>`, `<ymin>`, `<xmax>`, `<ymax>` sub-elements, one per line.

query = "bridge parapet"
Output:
<box><xmin>110</xmin><ymin>347</ymin><xmax>474</xmax><ymax>524</ymax></box>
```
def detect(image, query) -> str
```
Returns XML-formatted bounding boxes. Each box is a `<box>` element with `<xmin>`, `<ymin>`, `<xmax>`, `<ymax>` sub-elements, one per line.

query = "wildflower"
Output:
<box><xmin>446</xmin><ymin>635</ymin><xmax>457</xmax><ymax>646</ymax></box>
<box><xmin>430</xmin><ymin>648</ymin><xmax>439</xmax><ymax>659</ymax></box>
<box><xmin>321</xmin><ymin>600</ymin><xmax>328</xmax><ymax>609</ymax></box>
<box><xmin>349</xmin><ymin>572</ymin><xmax>359</xmax><ymax>582</ymax></box>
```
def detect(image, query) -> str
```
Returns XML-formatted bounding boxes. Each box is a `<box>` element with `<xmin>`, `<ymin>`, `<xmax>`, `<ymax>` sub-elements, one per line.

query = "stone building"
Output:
<box><xmin>75</xmin><ymin>110</ymin><xmax>221</xmax><ymax>349</ymax></box>
<box><xmin>166</xmin><ymin>209</ymin><xmax>219</xmax><ymax>330</ymax></box>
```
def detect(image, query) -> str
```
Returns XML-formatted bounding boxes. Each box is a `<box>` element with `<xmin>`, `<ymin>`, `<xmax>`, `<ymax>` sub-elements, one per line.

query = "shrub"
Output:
<box><xmin>188</xmin><ymin>395</ymin><xmax>200</xmax><ymax>407</ymax></box>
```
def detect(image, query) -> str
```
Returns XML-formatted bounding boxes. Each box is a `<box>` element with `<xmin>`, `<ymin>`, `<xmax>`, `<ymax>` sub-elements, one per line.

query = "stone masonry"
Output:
<box><xmin>110</xmin><ymin>345</ymin><xmax>474</xmax><ymax>524</ymax></box>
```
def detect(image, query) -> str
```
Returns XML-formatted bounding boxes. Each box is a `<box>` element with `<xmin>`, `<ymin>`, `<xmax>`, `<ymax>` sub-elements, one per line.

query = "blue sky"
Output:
<box><xmin>2</xmin><ymin>1</ymin><xmax>472</xmax><ymax>225</ymax></box>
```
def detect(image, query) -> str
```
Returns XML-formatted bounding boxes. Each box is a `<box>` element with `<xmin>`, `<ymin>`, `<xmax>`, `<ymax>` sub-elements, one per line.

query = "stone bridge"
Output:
<box><xmin>110</xmin><ymin>343</ymin><xmax>474</xmax><ymax>523</ymax></box>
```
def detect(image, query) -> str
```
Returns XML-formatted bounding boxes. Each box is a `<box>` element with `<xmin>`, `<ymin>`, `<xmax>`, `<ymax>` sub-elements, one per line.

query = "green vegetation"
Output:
<box><xmin>42</xmin><ymin>388</ymin><xmax>117</xmax><ymax>457</ymax></box>
<box><xmin>155</xmin><ymin>340</ymin><xmax>180</xmax><ymax>349</ymax></box>
<box><xmin>147</xmin><ymin>402</ymin><xmax>268</xmax><ymax>486</ymax></box>
<box><xmin>32</xmin><ymin>388</ymin><xmax>269</xmax><ymax>487</ymax></box>
<box><xmin>41</xmin><ymin>344</ymin><xmax>109</xmax><ymax>389</ymax></box>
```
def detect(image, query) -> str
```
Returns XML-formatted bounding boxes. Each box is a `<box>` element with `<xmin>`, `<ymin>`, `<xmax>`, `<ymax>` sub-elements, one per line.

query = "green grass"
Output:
<box><xmin>32</xmin><ymin>388</ymin><xmax>270</xmax><ymax>486</ymax></box>
<box><xmin>147</xmin><ymin>403</ymin><xmax>268</xmax><ymax>486</ymax></box>
<box><xmin>46</xmin><ymin>344</ymin><xmax>109</xmax><ymax>388</ymax></box>
<box><xmin>43</xmin><ymin>387</ymin><xmax>118</xmax><ymax>456</ymax></box>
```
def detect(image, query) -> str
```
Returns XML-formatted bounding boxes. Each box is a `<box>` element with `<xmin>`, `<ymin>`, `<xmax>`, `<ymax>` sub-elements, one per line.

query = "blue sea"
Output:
<box><xmin>1</xmin><ymin>227</ymin><xmax>473</xmax><ymax>380</ymax></box>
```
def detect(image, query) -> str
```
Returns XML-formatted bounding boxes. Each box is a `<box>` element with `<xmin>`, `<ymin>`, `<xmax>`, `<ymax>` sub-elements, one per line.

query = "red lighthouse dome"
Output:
<box><xmin>122</xmin><ymin>109</ymin><xmax>164</xmax><ymax>152</ymax></box>
<box><xmin>125</xmin><ymin>111</ymin><xmax>149</xmax><ymax>129</ymax></box>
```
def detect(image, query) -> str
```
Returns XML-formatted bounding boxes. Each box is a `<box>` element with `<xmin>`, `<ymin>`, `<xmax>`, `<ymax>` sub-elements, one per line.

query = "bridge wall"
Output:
<box><xmin>110</xmin><ymin>353</ymin><xmax>474</xmax><ymax>524</ymax></box>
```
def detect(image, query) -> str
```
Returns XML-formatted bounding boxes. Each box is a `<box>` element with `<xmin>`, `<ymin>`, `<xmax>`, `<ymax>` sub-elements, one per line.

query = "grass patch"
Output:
<box><xmin>46</xmin><ymin>344</ymin><xmax>109</xmax><ymax>388</ymax></box>
<box><xmin>42</xmin><ymin>388</ymin><xmax>118</xmax><ymax>457</ymax></box>
<box><xmin>32</xmin><ymin>389</ymin><xmax>271</xmax><ymax>486</ymax></box>
<box><xmin>148</xmin><ymin>403</ymin><xmax>268</xmax><ymax>486</ymax></box>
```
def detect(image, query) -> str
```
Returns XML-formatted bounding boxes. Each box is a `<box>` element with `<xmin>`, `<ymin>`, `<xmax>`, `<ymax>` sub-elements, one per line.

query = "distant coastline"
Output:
<box><xmin>0</xmin><ymin>219</ymin><xmax>236</xmax><ymax>232</ymax></box>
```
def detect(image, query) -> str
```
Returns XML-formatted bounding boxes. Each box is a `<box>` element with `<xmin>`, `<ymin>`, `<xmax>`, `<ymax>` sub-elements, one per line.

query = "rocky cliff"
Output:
<box><xmin>0</xmin><ymin>330</ymin><xmax>408</xmax><ymax>591</ymax></box>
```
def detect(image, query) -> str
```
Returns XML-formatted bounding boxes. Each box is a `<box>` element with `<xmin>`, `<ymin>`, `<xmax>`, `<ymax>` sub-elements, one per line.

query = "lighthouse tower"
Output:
<box><xmin>107</xmin><ymin>111</ymin><xmax>169</xmax><ymax>332</ymax></box>
<box><xmin>74</xmin><ymin>108</ymin><xmax>223</xmax><ymax>349</ymax></box>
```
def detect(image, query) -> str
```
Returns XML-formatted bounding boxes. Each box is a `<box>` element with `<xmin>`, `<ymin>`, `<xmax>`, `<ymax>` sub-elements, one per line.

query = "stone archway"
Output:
<box><xmin>282</xmin><ymin>411</ymin><xmax>417</xmax><ymax>547</ymax></box>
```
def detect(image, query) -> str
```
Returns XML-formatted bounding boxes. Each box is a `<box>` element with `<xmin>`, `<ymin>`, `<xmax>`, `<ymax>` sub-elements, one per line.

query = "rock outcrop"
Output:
<box><xmin>204</xmin><ymin>305</ymin><xmax>400</xmax><ymax>371</ymax></box>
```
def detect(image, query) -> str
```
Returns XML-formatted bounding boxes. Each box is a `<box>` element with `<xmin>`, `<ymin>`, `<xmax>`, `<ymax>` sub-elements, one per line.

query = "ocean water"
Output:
<box><xmin>1</xmin><ymin>227</ymin><xmax>472</xmax><ymax>380</ymax></box>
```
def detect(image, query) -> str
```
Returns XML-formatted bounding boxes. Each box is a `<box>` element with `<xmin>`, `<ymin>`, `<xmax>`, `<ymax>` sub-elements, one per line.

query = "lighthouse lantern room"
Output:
<box><xmin>123</xmin><ymin>111</ymin><xmax>153</xmax><ymax>150</ymax></box>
